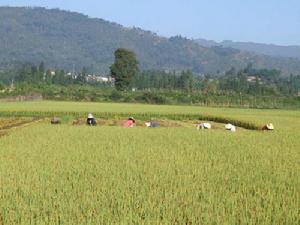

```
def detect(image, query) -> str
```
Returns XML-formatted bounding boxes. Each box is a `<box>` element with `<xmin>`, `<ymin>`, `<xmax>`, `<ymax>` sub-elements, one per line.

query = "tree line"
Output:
<box><xmin>14</xmin><ymin>62</ymin><xmax>87</xmax><ymax>86</ymax></box>
<box><xmin>110</xmin><ymin>49</ymin><xmax>300</xmax><ymax>96</ymax></box>
<box><xmin>132</xmin><ymin>66</ymin><xmax>300</xmax><ymax>96</ymax></box>
<box><xmin>0</xmin><ymin>49</ymin><xmax>300</xmax><ymax>97</ymax></box>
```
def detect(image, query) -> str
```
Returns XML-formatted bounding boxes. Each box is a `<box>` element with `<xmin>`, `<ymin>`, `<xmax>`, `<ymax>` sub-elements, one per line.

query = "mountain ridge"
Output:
<box><xmin>195</xmin><ymin>38</ymin><xmax>300</xmax><ymax>59</ymax></box>
<box><xmin>1</xmin><ymin>6</ymin><xmax>300</xmax><ymax>75</ymax></box>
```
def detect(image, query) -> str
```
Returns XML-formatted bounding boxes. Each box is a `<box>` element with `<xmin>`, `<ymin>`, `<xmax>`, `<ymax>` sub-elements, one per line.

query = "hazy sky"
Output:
<box><xmin>1</xmin><ymin>0</ymin><xmax>300</xmax><ymax>45</ymax></box>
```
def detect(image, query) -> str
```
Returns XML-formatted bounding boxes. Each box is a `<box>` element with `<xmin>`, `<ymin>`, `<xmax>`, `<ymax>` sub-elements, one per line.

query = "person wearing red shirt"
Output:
<box><xmin>123</xmin><ymin>117</ymin><xmax>135</xmax><ymax>128</ymax></box>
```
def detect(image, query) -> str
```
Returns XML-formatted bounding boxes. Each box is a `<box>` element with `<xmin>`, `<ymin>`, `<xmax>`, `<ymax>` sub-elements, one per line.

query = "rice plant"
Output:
<box><xmin>0</xmin><ymin>101</ymin><xmax>299</xmax><ymax>224</ymax></box>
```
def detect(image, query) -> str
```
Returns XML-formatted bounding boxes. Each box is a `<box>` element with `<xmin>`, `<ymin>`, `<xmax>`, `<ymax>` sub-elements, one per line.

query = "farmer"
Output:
<box><xmin>123</xmin><ymin>117</ymin><xmax>136</xmax><ymax>128</ymax></box>
<box><xmin>86</xmin><ymin>113</ymin><xmax>97</xmax><ymax>126</ymax></box>
<box><xmin>51</xmin><ymin>117</ymin><xmax>61</xmax><ymax>124</ymax></box>
<box><xmin>225</xmin><ymin>123</ymin><xmax>236</xmax><ymax>132</ymax></box>
<box><xmin>197</xmin><ymin>122</ymin><xmax>212</xmax><ymax>130</ymax></box>
<box><xmin>145</xmin><ymin>121</ymin><xmax>160</xmax><ymax>128</ymax></box>
<box><xmin>262</xmin><ymin>123</ymin><xmax>274</xmax><ymax>131</ymax></box>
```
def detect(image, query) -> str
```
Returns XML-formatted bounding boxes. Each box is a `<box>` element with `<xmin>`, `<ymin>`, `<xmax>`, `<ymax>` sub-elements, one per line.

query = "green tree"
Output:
<box><xmin>0</xmin><ymin>81</ymin><xmax>5</xmax><ymax>90</ymax></box>
<box><xmin>75</xmin><ymin>67</ymin><xmax>88</xmax><ymax>85</ymax></box>
<box><xmin>179</xmin><ymin>70</ymin><xmax>195</xmax><ymax>93</ymax></box>
<box><xmin>30</xmin><ymin>65</ymin><xmax>38</xmax><ymax>83</ymax></box>
<box><xmin>16</xmin><ymin>63</ymin><xmax>32</xmax><ymax>82</ymax></box>
<box><xmin>110</xmin><ymin>48</ymin><xmax>139</xmax><ymax>91</ymax></box>
<box><xmin>45</xmin><ymin>69</ymin><xmax>52</xmax><ymax>84</ymax></box>
<box><xmin>38</xmin><ymin>62</ymin><xmax>45</xmax><ymax>81</ymax></box>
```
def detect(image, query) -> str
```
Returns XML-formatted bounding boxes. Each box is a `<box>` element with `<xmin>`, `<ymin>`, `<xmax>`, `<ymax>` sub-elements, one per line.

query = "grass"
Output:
<box><xmin>0</xmin><ymin>101</ymin><xmax>299</xmax><ymax>224</ymax></box>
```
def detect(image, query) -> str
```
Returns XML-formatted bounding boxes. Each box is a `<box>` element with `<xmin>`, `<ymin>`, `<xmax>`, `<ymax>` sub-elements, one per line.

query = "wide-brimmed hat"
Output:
<box><xmin>129</xmin><ymin>117</ymin><xmax>135</xmax><ymax>121</ymax></box>
<box><xmin>266</xmin><ymin>123</ymin><xmax>274</xmax><ymax>130</ymax></box>
<box><xmin>225</xmin><ymin>123</ymin><xmax>236</xmax><ymax>132</ymax></box>
<box><xmin>88</xmin><ymin>113</ymin><xmax>94</xmax><ymax>119</ymax></box>
<box><xmin>145</xmin><ymin>122</ymin><xmax>151</xmax><ymax>127</ymax></box>
<box><xmin>203</xmin><ymin>123</ymin><xmax>212</xmax><ymax>129</ymax></box>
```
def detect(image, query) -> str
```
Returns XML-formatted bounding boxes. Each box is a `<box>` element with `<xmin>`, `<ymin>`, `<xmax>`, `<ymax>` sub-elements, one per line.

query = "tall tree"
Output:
<box><xmin>45</xmin><ymin>69</ymin><xmax>52</xmax><ymax>84</ymax></box>
<box><xmin>179</xmin><ymin>70</ymin><xmax>195</xmax><ymax>93</ymax></box>
<box><xmin>38</xmin><ymin>62</ymin><xmax>45</xmax><ymax>81</ymax></box>
<box><xmin>75</xmin><ymin>67</ymin><xmax>88</xmax><ymax>85</ymax></box>
<box><xmin>110</xmin><ymin>48</ymin><xmax>139</xmax><ymax>91</ymax></box>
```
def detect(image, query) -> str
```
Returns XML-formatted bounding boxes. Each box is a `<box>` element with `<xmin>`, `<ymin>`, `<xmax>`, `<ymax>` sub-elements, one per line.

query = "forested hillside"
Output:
<box><xmin>1</xmin><ymin>7</ymin><xmax>300</xmax><ymax>75</ymax></box>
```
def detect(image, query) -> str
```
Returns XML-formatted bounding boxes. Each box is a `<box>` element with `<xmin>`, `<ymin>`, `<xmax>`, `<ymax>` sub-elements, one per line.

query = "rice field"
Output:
<box><xmin>0</xmin><ymin>101</ymin><xmax>299</xmax><ymax>224</ymax></box>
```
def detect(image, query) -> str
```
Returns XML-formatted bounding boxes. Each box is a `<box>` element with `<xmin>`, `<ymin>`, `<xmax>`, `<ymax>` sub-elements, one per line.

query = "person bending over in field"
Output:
<box><xmin>123</xmin><ymin>117</ymin><xmax>135</xmax><ymax>128</ymax></box>
<box><xmin>145</xmin><ymin>121</ymin><xmax>160</xmax><ymax>128</ymax></box>
<box><xmin>262</xmin><ymin>123</ymin><xmax>274</xmax><ymax>131</ymax></box>
<box><xmin>86</xmin><ymin>113</ymin><xmax>97</xmax><ymax>126</ymax></box>
<box><xmin>196</xmin><ymin>122</ymin><xmax>211</xmax><ymax>130</ymax></box>
<box><xmin>225</xmin><ymin>123</ymin><xmax>236</xmax><ymax>132</ymax></box>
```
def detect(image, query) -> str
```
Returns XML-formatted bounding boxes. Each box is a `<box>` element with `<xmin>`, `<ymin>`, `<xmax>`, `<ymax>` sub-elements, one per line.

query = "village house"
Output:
<box><xmin>247</xmin><ymin>76</ymin><xmax>261</xmax><ymax>83</ymax></box>
<box><xmin>86</xmin><ymin>75</ymin><xmax>114</xmax><ymax>83</ymax></box>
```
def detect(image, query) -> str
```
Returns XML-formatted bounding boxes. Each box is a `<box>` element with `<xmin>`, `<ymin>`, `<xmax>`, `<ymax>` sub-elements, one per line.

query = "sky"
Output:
<box><xmin>1</xmin><ymin>0</ymin><xmax>300</xmax><ymax>46</ymax></box>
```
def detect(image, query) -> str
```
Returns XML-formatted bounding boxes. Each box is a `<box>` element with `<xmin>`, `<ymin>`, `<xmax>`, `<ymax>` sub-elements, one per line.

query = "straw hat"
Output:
<box><xmin>225</xmin><ymin>123</ymin><xmax>236</xmax><ymax>132</ymax></box>
<box><xmin>145</xmin><ymin>122</ymin><xmax>151</xmax><ymax>127</ymax></box>
<box><xmin>129</xmin><ymin>117</ymin><xmax>135</xmax><ymax>122</ymax></box>
<box><xmin>203</xmin><ymin>123</ymin><xmax>212</xmax><ymax>129</ymax></box>
<box><xmin>88</xmin><ymin>113</ymin><xmax>94</xmax><ymax>119</ymax></box>
<box><xmin>266</xmin><ymin>123</ymin><xmax>274</xmax><ymax>130</ymax></box>
<box><xmin>197</xmin><ymin>122</ymin><xmax>212</xmax><ymax>130</ymax></box>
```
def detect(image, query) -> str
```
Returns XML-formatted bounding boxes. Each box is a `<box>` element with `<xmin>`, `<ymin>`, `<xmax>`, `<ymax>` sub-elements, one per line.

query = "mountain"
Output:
<box><xmin>195</xmin><ymin>39</ymin><xmax>300</xmax><ymax>60</ymax></box>
<box><xmin>194</xmin><ymin>38</ymin><xmax>219</xmax><ymax>48</ymax></box>
<box><xmin>1</xmin><ymin>7</ymin><xmax>300</xmax><ymax>75</ymax></box>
